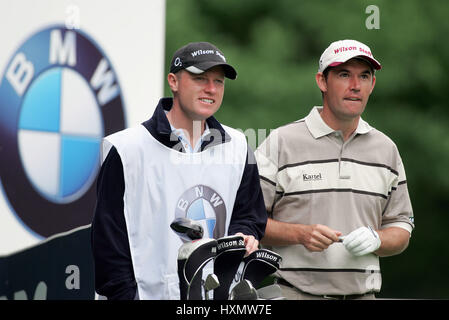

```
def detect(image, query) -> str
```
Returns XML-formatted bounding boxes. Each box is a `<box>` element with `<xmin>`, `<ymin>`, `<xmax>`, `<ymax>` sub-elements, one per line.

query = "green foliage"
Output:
<box><xmin>165</xmin><ymin>0</ymin><xmax>449</xmax><ymax>298</ymax></box>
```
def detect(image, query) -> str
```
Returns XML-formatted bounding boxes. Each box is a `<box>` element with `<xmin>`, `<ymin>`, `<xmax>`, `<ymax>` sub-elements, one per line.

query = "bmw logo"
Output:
<box><xmin>175</xmin><ymin>185</ymin><xmax>227</xmax><ymax>239</ymax></box>
<box><xmin>0</xmin><ymin>26</ymin><xmax>125</xmax><ymax>238</ymax></box>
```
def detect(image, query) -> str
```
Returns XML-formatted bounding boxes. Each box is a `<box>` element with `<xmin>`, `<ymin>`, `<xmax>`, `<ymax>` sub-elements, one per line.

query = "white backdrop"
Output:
<box><xmin>0</xmin><ymin>0</ymin><xmax>165</xmax><ymax>255</ymax></box>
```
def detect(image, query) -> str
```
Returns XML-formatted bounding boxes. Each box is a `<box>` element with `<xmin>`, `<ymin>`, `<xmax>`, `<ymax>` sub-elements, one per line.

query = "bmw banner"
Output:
<box><xmin>0</xmin><ymin>0</ymin><xmax>165</xmax><ymax>299</ymax></box>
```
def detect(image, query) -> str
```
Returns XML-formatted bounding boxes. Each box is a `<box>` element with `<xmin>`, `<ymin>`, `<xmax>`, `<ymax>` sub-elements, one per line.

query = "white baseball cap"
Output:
<box><xmin>318</xmin><ymin>39</ymin><xmax>381</xmax><ymax>73</ymax></box>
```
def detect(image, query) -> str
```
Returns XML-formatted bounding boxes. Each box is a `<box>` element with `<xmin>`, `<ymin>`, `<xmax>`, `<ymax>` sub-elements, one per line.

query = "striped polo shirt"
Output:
<box><xmin>255</xmin><ymin>106</ymin><xmax>414</xmax><ymax>295</ymax></box>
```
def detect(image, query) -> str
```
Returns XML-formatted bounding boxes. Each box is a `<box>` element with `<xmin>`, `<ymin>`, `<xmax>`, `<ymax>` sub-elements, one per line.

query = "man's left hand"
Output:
<box><xmin>235</xmin><ymin>232</ymin><xmax>259</xmax><ymax>256</ymax></box>
<box><xmin>342</xmin><ymin>226</ymin><xmax>381</xmax><ymax>256</ymax></box>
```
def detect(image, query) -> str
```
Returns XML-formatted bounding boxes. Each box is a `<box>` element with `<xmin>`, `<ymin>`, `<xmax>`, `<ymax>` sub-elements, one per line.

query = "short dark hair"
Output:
<box><xmin>323</xmin><ymin>67</ymin><xmax>331</xmax><ymax>80</ymax></box>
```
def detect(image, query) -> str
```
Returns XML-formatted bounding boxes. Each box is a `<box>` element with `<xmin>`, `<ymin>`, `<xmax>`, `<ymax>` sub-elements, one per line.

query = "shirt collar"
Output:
<box><xmin>167</xmin><ymin>112</ymin><xmax>211</xmax><ymax>153</ymax></box>
<box><xmin>305</xmin><ymin>106</ymin><xmax>372</xmax><ymax>139</ymax></box>
<box><xmin>169</xmin><ymin>122</ymin><xmax>210</xmax><ymax>137</ymax></box>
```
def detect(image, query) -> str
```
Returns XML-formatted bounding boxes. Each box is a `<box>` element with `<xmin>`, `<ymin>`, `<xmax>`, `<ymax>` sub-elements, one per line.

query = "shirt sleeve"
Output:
<box><xmin>254</xmin><ymin>129</ymin><xmax>281</xmax><ymax>215</ymax></box>
<box><xmin>228</xmin><ymin>145</ymin><xmax>268</xmax><ymax>240</ymax></box>
<box><xmin>91</xmin><ymin>146</ymin><xmax>137</xmax><ymax>300</ymax></box>
<box><xmin>381</xmin><ymin>152</ymin><xmax>415</xmax><ymax>234</ymax></box>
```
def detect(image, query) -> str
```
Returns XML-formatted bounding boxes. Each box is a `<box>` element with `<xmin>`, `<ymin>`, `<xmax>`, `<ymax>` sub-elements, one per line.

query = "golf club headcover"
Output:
<box><xmin>177</xmin><ymin>238</ymin><xmax>217</xmax><ymax>299</ymax></box>
<box><xmin>170</xmin><ymin>217</ymin><xmax>204</xmax><ymax>241</ymax></box>
<box><xmin>177</xmin><ymin>258</ymin><xmax>188</xmax><ymax>300</ymax></box>
<box><xmin>177</xmin><ymin>254</ymin><xmax>203</xmax><ymax>300</ymax></box>
<box><xmin>213</xmin><ymin>235</ymin><xmax>246</xmax><ymax>300</ymax></box>
<box><xmin>241</xmin><ymin>249</ymin><xmax>282</xmax><ymax>289</ymax></box>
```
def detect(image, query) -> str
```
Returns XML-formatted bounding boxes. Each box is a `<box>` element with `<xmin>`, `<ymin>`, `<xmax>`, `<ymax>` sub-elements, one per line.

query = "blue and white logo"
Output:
<box><xmin>175</xmin><ymin>185</ymin><xmax>227</xmax><ymax>239</ymax></box>
<box><xmin>0</xmin><ymin>26</ymin><xmax>126</xmax><ymax>237</ymax></box>
<box><xmin>186</xmin><ymin>197</ymin><xmax>217</xmax><ymax>238</ymax></box>
<box><xmin>18</xmin><ymin>67</ymin><xmax>102</xmax><ymax>203</ymax></box>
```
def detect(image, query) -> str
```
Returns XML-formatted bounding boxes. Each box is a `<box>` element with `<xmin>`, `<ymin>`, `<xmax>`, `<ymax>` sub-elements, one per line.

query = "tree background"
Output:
<box><xmin>164</xmin><ymin>0</ymin><xmax>449</xmax><ymax>299</ymax></box>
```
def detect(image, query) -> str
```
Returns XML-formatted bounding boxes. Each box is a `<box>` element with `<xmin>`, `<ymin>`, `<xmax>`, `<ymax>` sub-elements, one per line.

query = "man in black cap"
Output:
<box><xmin>91</xmin><ymin>42</ymin><xmax>267</xmax><ymax>299</ymax></box>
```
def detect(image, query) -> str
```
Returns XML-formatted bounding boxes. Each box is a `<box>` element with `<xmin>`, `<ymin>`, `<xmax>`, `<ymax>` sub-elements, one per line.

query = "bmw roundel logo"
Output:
<box><xmin>0</xmin><ymin>26</ymin><xmax>125</xmax><ymax>238</ymax></box>
<box><xmin>175</xmin><ymin>185</ymin><xmax>227</xmax><ymax>239</ymax></box>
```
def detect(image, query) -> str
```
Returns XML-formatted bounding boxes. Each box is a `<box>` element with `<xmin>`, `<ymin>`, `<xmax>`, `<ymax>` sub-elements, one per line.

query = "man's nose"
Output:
<box><xmin>349</xmin><ymin>76</ymin><xmax>361</xmax><ymax>91</ymax></box>
<box><xmin>204</xmin><ymin>79</ymin><xmax>217</xmax><ymax>93</ymax></box>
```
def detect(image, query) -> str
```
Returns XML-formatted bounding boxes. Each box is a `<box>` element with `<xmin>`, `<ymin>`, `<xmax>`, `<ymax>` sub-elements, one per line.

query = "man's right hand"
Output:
<box><xmin>298</xmin><ymin>224</ymin><xmax>342</xmax><ymax>252</ymax></box>
<box><xmin>261</xmin><ymin>218</ymin><xmax>342</xmax><ymax>250</ymax></box>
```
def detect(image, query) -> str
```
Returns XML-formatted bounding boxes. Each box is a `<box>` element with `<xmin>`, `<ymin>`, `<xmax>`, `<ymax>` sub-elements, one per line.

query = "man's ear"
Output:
<box><xmin>167</xmin><ymin>72</ymin><xmax>179</xmax><ymax>93</ymax></box>
<box><xmin>315</xmin><ymin>72</ymin><xmax>327</xmax><ymax>93</ymax></box>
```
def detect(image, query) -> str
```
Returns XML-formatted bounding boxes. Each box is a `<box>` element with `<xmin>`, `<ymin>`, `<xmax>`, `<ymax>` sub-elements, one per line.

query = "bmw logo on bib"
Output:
<box><xmin>0</xmin><ymin>26</ymin><xmax>125</xmax><ymax>238</ymax></box>
<box><xmin>175</xmin><ymin>185</ymin><xmax>227</xmax><ymax>239</ymax></box>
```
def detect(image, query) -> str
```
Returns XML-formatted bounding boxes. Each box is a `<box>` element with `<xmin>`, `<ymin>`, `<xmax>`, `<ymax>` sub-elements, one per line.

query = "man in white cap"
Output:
<box><xmin>255</xmin><ymin>39</ymin><xmax>414</xmax><ymax>299</ymax></box>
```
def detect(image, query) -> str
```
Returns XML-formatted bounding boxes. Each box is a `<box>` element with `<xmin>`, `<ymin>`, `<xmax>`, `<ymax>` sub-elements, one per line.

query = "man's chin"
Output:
<box><xmin>193</xmin><ymin>108</ymin><xmax>219</xmax><ymax>121</ymax></box>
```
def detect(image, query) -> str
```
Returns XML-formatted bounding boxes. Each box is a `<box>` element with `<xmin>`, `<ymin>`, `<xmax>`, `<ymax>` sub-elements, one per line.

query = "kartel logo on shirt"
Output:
<box><xmin>302</xmin><ymin>172</ymin><xmax>323</xmax><ymax>182</ymax></box>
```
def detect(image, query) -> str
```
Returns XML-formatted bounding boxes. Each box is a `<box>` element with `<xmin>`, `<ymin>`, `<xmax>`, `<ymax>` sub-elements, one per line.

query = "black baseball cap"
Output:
<box><xmin>169</xmin><ymin>42</ymin><xmax>237</xmax><ymax>80</ymax></box>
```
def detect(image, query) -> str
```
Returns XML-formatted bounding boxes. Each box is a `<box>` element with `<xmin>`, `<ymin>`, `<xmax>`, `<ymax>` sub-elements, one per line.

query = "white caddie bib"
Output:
<box><xmin>103</xmin><ymin>124</ymin><xmax>247</xmax><ymax>299</ymax></box>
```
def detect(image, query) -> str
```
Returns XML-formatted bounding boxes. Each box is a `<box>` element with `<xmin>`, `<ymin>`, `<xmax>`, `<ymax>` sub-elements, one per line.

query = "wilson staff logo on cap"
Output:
<box><xmin>318</xmin><ymin>39</ymin><xmax>382</xmax><ymax>73</ymax></box>
<box><xmin>169</xmin><ymin>42</ymin><xmax>237</xmax><ymax>79</ymax></box>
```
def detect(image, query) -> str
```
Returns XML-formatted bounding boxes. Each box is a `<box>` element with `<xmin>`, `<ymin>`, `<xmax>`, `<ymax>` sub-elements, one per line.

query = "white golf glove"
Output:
<box><xmin>342</xmin><ymin>226</ymin><xmax>381</xmax><ymax>256</ymax></box>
